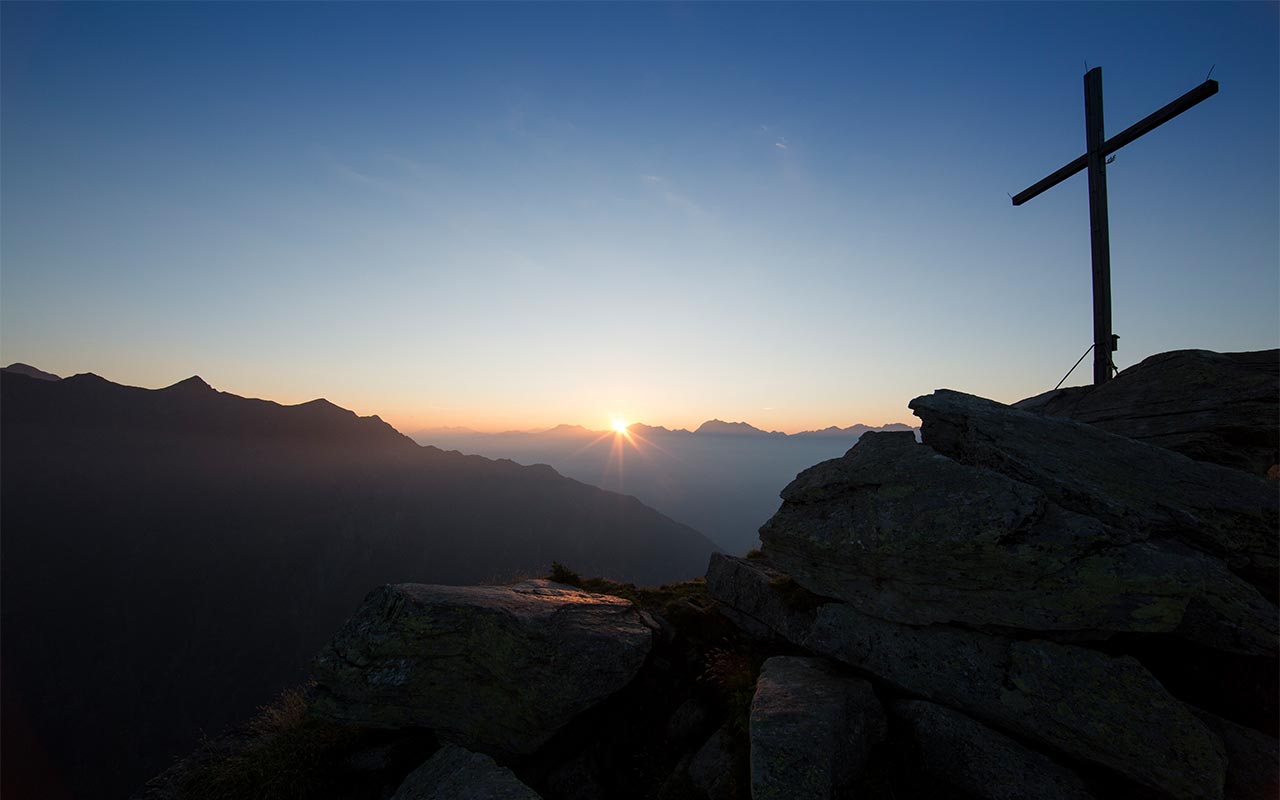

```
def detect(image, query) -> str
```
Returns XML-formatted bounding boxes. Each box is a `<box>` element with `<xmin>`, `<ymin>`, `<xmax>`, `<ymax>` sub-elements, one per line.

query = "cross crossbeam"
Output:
<box><xmin>1013</xmin><ymin>68</ymin><xmax>1218</xmax><ymax>385</ymax></box>
<box><xmin>1013</xmin><ymin>77</ymin><xmax>1218</xmax><ymax>206</ymax></box>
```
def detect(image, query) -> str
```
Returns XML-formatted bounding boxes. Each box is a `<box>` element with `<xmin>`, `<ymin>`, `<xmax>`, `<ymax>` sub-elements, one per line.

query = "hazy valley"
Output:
<box><xmin>414</xmin><ymin>420</ymin><xmax>919</xmax><ymax>555</ymax></box>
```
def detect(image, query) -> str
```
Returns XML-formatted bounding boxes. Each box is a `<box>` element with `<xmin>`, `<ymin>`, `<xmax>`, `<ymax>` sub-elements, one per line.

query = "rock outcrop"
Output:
<box><xmin>910</xmin><ymin>389</ymin><xmax>1278</xmax><ymax>596</ymax></box>
<box><xmin>759</xmin><ymin>429</ymin><xmax>1276</xmax><ymax>654</ymax></box>
<box><xmin>1015</xmin><ymin>349</ymin><xmax>1278</xmax><ymax>476</ymax></box>
<box><xmin>707</xmin><ymin>553</ymin><xmax>1229</xmax><ymax>800</ymax></box>
<box><xmin>311</xmin><ymin>580</ymin><xmax>655</xmax><ymax>755</ymax></box>
<box><xmin>704</xmin><ymin>354</ymin><xmax>1277</xmax><ymax>799</ymax></box>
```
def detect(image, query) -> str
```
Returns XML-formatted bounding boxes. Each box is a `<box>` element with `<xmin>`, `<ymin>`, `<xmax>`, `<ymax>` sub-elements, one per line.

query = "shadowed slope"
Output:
<box><xmin>0</xmin><ymin>370</ymin><xmax>717</xmax><ymax>800</ymax></box>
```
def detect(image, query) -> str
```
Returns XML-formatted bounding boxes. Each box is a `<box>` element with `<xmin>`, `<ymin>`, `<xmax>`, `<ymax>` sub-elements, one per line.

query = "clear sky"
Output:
<box><xmin>3</xmin><ymin>2</ymin><xmax>1276</xmax><ymax>433</ymax></box>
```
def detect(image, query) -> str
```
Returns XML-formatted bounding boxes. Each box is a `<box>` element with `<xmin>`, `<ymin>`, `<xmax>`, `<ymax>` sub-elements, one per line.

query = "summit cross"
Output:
<box><xmin>1013</xmin><ymin>67</ymin><xmax>1218</xmax><ymax>385</ymax></box>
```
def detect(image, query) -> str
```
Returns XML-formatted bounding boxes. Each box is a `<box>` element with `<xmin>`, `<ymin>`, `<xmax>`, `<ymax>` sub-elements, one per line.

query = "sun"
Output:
<box><xmin>610</xmin><ymin>416</ymin><xmax>630</xmax><ymax>434</ymax></box>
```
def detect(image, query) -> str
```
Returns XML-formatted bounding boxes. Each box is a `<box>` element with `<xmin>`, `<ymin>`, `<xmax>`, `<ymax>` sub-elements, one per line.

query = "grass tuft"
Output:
<box><xmin>177</xmin><ymin>687</ymin><xmax>371</xmax><ymax>800</ymax></box>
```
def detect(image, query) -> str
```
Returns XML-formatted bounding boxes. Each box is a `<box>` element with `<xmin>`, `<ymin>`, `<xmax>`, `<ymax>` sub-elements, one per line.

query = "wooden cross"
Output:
<box><xmin>1013</xmin><ymin>67</ymin><xmax>1218</xmax><ymax>385</ymax></box>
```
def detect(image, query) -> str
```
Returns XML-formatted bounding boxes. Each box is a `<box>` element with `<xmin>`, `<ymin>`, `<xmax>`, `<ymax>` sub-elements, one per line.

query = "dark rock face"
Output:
<box><xmin>1015</xmin><ymin>349</ymin><xmax>1279</xmax><ymax>477</ymax></box>
<box><xmin>1188</xmin><ymin>707</ymin><xmax>1280</xmax><ymax>800</ymax></box>
<box><xmin>891</xmin><ymin>700</ymin><xmax>1095</xmax><ymax>800</ymax></box>
<box><xmin>688</xmin><ymin>724</ymin><xmax>736</xmax><ymax>800</ymax></box>
<box><xmin>760</xmin><ymin>431</ymin><xmax>1276</xmax><ymax>654</ymax></box>
<box><xmin>910</xmin><ymin>389</ymin><xmax>1278</xmax><ymax>597</ymax></box>
<box><xmin>707</xmin><ymin>554</ymin><xmax>1228</xmax><ymax>800</ymax></box>
<box><xmin>748</xmin><ymin>656</ymin><xmax>885</xmax><ymax>800</ymax></box>
<box><xmin>391</xmin><ymin>744</ymin><xmax>541</xmax><ymax>800</ymax></box>
<box><xmin>311</xmin><ymin>581</ymin><xmax>654</xmax><ymax>755</ymax></box>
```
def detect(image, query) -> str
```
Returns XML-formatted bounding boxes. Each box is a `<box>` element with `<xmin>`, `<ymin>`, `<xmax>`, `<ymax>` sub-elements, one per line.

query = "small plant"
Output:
<box><xmin>179</xmin><ymin>686</ymin><xmax>369</xmax><ymax>800</ymax></box>
<box><xmin>548</xmin><ymin>561</ymin><xmax>583</xmax><ymax>586</ymax></box>
<box><xmin>702</xmin><ymin>645</ymin><xmax>760</xmax><ymax>736</ymax></box>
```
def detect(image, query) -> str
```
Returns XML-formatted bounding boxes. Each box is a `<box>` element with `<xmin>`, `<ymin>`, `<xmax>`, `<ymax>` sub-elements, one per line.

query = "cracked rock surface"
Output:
<box><xmin>761</xmin><ymin>429</ymin><xmax>1276</xmax><ymax>655</ymax></box>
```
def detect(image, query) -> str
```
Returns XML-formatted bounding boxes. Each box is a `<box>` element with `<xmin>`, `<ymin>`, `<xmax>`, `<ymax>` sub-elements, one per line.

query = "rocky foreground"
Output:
<box><xmin>136</xmin><ymin>349</ymin><xmax>1278</xmax><ymax>800</ymax></box>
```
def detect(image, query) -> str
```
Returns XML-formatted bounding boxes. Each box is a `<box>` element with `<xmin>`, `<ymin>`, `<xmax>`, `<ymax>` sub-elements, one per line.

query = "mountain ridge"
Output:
<box><xmin>1</xmin><ymin>368</ymin><xmax>718</xmax><ymax>800</ymax></box>
<box><xmin>412</xmin><ymin>418</ymin><xmax>918</xmax><ymax>441</ymax></box>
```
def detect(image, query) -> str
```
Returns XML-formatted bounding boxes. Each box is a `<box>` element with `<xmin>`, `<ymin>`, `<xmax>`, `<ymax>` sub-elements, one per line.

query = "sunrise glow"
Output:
<box><xmin>611</xmin><ymin>417</ymin><xmax>630</xmax><ymax>434</ymax></box>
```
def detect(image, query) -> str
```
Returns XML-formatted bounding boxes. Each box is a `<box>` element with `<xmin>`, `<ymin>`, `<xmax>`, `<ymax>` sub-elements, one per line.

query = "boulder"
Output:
<box><xmin>687</xmin><ymin>723</ymin><xmax>737</xmax><ymax>800</ymax></box>
<box><xmin>392</xmin><ymin>744</ymin><xmax>541</xmax><ymax>800</ymax></box>
<box><xmin>749</xmin><ymin>656</ymin><xmax>885</xmax><ymax>800</ymax></box>
<box><xmin>760</xmin><ymin>431</ymin><xmax>1276</xmax><ymax>655</ymax></box>
<box><xmin>312</xmin><ymin>580</ymin><xmax>654</xmax><ymax>755</ymax></box>
<box><xmin>1189</xmin><ymin>707</ymin><xmax>1280</xmax><ymax>800</ymax></box>
<box><xmin>1015</xmin><ymin>349</ymin><xmax>1278</xmax><ymax>477</ymax></box>
<box><xmin>707</xmin><ymin>555</ymin><xmax>1228</xmax><ymax>800</ymax></box>
<box><xmin>891</xmin><ymin>699</ymin><xmax>1095</xmax><ymax>800</ymax></box>
<box><xmin>909</xmin><ymin>389</ymin><xmax>1278</xmax><ymax>595</ymax></box>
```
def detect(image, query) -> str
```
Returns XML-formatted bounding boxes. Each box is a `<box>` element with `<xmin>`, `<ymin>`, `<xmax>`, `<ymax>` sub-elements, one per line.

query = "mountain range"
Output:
<box><xmin>0</xmin><ymin>367</ymin><xmax>718</xmax><ymax>799</ymax></box>
<box><xmin>413</xmin><ymin>420</ymin><xmax>919</xmax><ymax>554</ymax></box>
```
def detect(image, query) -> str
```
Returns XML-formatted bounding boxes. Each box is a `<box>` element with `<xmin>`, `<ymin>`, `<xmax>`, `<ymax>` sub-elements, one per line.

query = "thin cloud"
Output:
<box><xmin>662</xmin><ymin>190</ymin><xmax>704</xmax><ymax>217</ymax></box>
<box><xmin>316</xmin><ymin>147</ymin><xmax>432</xmax><ymax>205</ymax></box>
<box><xmin>775</xmin><ymin>139</ymin><xmax>789</xmax><ymax>151</ymax></box>
<box><xmin>328</xmin><ymin>159</ymin><xmax>394</xmax><ymax>191</ymax></box>
<box><xmin>640</xmin><ymin>174</ymin><xmax>705</xmax><ymax>218</ymax></box>
<box><xmin>382</xmin><ymin>152</ymin><xmax>432</xmax><ymax>177</ymax></box>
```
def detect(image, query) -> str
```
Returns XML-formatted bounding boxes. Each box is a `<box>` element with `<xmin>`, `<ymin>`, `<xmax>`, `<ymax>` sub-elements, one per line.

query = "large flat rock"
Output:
<box><xmin>760</xmin><ymin>431</ymin><xmax>1276</xmax><ymax>654</ymax></box>
<box><xmin>312</xmin><ymin>580</ymin><xmax>654</xmax><ymax>755</ymax></box>
<box><xmin>910</xmin><ymin>389</ymin><xmax>1278</xmax><ymax>595</ymax></box>
<box><xmin>707</xmin><ymin>555</ymin><xmax>1227</xmax><ymax>800</ymax></box>
<box><xmin>1015</xmin><ymin>349</ymin><xmax>1278</xmax><ymax>477</ymax></box>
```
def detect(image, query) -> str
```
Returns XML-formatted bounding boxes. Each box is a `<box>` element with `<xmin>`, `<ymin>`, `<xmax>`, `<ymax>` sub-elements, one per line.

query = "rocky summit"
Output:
<box><xmin>135</xmin><ymin>349</ymin><xmax>1277</xmax><ymax>800</ymax></box>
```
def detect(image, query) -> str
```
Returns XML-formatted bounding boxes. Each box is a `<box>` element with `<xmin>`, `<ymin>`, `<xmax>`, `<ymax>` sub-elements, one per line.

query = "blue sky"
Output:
<box><xmin>3</xmin><ymin>2</ymin><xmax>1276</xmax><ymax>431</ymax></box>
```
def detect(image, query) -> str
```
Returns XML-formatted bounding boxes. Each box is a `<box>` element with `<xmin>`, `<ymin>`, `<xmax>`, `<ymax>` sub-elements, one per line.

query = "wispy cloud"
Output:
<box><xmin>774</xmin><ymin>138</ymin><xmax>789</xmax><ymax>151</ymax></box>
<box><xmin>324</xmin><ymin>155</ymin><xmax>397</xmax><ymax>192</ymax></box>
<box><xmin>381</xmin><ymin>152</ymin><xmax>433</xmax><ymax>178</ymax></box>
<box><xmin>315</xmin><ymin>147</ymin><xmax>440</xmax><ymax>208</ymax></box>
<box><xmin>639</xmin><ymin>173</ymin><xmax>705</xmax><ymax>219</ymax></box>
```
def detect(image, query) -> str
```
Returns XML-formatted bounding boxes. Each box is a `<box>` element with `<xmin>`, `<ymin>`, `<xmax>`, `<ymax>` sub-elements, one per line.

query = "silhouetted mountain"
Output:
<box><xmin>693</xmin><ymin>419</ymin><xmax>783</xmax><ymax>437</ymax></box>
<box><xmin>417</xmin><ymin>421</ymin><xmax>921</xmax><ymax>555</ymax></box>
<box><xmin>0</xmin><ymin>371</ymin><xmax>717</xmax><ymax>800</ymax></box>
<box><xmin>792</xmin><ymin>422</ymin><xmax>917</xmax><ymax>439</ymax></box>
<box><xmin>2</xmin><ymin>362</ymin><xmax>60</xmax><ymax>381</ymax></box>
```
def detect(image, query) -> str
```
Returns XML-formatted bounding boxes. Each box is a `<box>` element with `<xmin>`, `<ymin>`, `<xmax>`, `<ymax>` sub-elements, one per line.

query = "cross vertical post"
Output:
<box><xmin>1083</xmin><ymin>67</ymin><xmax>1114</xmax><ymax>385</ymax></box>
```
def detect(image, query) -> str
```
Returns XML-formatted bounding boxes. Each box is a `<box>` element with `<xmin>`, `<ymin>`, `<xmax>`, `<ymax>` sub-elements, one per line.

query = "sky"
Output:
<box><xmin>2</xmin><ymin>2</ymin><xmax>1276</xmax><ymax>434</ymax></box>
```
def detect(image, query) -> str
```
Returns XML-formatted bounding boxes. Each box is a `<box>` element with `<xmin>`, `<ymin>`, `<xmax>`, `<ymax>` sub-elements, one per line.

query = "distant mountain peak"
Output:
<box><xmin>694</xmin><ymin>419</ymin><xmax>778</xmax><ymax>436</ymax></box>
<box><xmin>3</xmin><ymin>363</ymin><xmax>61</xmax><ymax>381</ymax></box>
<box><xmin>164</xmin><ymin>376</ymin><xmax>214</xmax><ymax>393</ymax></box>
